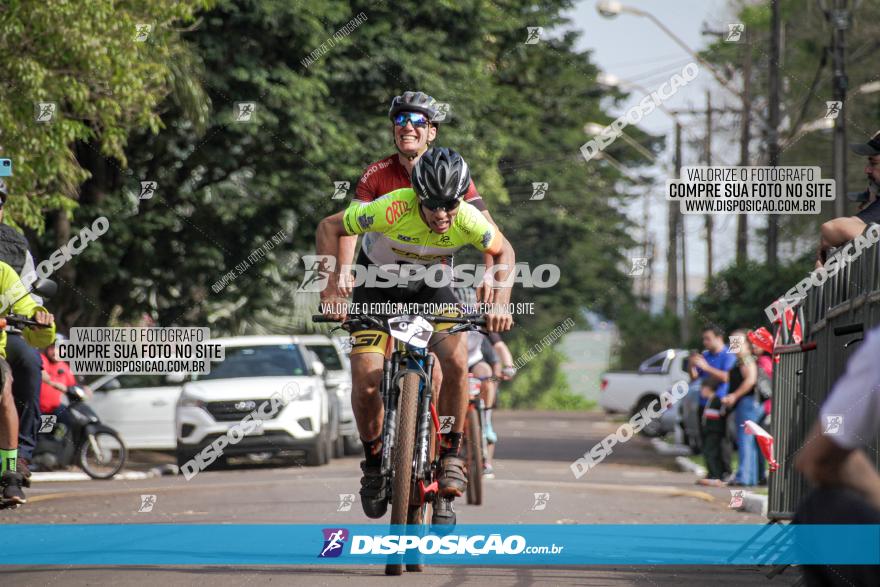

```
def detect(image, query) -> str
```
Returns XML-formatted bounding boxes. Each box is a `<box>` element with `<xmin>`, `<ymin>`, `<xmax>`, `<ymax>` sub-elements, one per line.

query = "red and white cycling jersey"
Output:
<box><xmin>355</xmin><ymin>154</ymin><xmax>486</xmax><ymax>211</ymax></box>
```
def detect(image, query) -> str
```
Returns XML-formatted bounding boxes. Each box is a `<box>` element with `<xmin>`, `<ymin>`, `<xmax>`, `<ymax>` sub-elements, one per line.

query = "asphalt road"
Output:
<box><xmin>2</xmin><ymin>411</ymin><xmax>800</xmax><ymax>586</ymax></box>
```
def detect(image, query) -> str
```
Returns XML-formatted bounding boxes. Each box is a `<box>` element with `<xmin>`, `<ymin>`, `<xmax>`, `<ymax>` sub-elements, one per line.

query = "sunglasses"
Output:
<box><xmin>394</xmin><ymin>112</ymin><xmax>430</xmax><ymax>128</ymax></box>
<box><xmin>421</xmin><ymin>199</ymin><xmax>460</xmax><ymax>212</ymax></box>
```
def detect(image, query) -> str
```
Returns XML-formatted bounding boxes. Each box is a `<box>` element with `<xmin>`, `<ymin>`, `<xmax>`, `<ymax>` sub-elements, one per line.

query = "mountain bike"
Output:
<box><xmin>314</xmin><ymin>311</ymin><xmax>485</xmax><ymax>575</ymax></box>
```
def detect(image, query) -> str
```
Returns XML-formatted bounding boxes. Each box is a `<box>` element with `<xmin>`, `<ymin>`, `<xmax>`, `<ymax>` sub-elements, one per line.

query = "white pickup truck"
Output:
<box><xmin>599</xmin><ymin>349</ymin><xmax>690</xmax><ymax>436</ymax></box>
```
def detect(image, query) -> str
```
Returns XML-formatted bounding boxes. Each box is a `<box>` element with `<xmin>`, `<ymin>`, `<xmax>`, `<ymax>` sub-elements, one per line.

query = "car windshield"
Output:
<box><xmin>307</xmin><ymin>344</ymin><xmax>343</xmax><ymax>371</ymax></box>
<box><xmin>194</xmin><ymin>344</ymin><xmax>308</xmax><ymax>380</ymax></box>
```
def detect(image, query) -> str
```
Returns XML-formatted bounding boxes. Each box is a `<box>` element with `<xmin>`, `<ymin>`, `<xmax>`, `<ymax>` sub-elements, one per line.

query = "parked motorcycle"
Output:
<box><xmin>32</xmin><ymin>385</ymin><xmax>127</xmax><ymax>480</ymax></box>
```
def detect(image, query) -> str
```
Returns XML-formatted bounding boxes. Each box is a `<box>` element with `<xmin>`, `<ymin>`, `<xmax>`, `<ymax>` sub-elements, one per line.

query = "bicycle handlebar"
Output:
<box><xmin>0</xmin><ymin>314</ymin><xmax>50</xmax><ymax>330</ymax></box>
<box><xmin>312</xmin><ymin>313</ymin><xmax>488</xmax><ymax>327</ymax></box>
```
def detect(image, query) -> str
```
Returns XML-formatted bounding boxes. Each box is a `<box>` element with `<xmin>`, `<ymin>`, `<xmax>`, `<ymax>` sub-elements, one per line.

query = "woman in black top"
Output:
<box><xmin>721</xmin><ymin>330</ymin><xmax>760</xmax><ymax>486</ymax></box>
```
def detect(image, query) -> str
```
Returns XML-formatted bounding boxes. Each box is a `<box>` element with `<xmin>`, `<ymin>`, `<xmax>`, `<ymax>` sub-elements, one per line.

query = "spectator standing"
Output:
<box><xmin>749</xmin><ymin>327</ymin><xmax>775</xmax><ymax>485</ymax></box>
<box><xmin>689</xmin><ymin>325</ymin><xmax>737</xmax><ymax>482</ymax></box>
<box><xmin>817</xmin><ymin>130</ymin><xmax>880</xmax><ymax>264</ymax></box>
<box><xmin>721</xmin><ymin>330</ymin><xmax>760</xmax><ymax>486</ymax></box>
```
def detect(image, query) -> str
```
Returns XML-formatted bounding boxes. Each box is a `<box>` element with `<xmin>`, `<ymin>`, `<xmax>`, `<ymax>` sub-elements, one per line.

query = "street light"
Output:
<box><xmin>596</xmin><ymin>0</ymin><xmax>626</xmax><ymax>18</ymax></box>
<box><xmin>592</xmin><ymin>66</ymin><xmax>687</xmax><ymax>322</ymax></box>
<box><xmin>595</xmin><ymin>1</ymin><xmax>747</xmax><ymax>106</ymax></box>
<box><xmin>596</xmin><ymin>73</ymin><xmax>681</xmax><ymax>122</ymax></box>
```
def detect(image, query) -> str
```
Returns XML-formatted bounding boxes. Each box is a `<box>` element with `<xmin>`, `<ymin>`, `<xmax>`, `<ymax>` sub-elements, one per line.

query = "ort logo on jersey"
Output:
<box><xmin>385</xmin><ymin>200</ymin><xmax>411</xmax><ymax>225</ymax></box>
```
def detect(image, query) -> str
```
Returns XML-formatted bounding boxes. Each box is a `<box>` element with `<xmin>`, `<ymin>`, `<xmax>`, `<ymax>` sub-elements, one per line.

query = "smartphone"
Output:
<box><xmin>0</xmin><ymin>159</ymin><xmax>11</xmax><ymax>177</ymax></box>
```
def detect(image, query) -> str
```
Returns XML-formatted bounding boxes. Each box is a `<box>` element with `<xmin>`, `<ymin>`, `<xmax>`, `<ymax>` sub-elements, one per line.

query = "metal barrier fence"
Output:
<box><xmin>768</xmin><ymin>235</ymin><xmax>880</xmax><ymax>520</ymax></box>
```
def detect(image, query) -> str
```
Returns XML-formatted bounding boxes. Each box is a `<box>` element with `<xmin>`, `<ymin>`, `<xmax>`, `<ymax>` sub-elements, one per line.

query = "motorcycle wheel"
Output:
<box><xmin>79</xmin><ymin>430</ymin><xmax>127</xmax><ymax>480</ymax></box>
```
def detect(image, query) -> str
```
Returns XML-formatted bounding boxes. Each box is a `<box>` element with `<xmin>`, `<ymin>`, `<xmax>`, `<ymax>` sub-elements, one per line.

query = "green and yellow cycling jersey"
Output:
<box><xmin>0</xmin><ymin>261</ymin><xmax>55</xmax><ymax>358</ymax></box>
<box><xmin>342</xmin><ymin>188</ymin><xmax>502</xmax><ymax>265</ymax></box>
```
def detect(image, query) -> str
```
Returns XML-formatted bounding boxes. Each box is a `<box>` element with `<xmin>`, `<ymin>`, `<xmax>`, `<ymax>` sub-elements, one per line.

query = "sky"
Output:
<box><xmin>562</xmin><ymin>0</ymin><xmax>747</xmax><ymax>305</ymax></box>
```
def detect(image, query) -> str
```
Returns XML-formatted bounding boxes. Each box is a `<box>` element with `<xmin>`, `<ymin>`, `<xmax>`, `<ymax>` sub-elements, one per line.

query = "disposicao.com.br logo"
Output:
<box><xmin>317</xmin><ymin>528</ymin><xmax>563</xmax><ymax>557</ymax></box>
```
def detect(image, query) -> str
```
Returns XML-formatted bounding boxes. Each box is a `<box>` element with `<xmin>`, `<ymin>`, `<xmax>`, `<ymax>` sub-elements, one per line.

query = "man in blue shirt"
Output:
<box><xmin>689</xmin><ymin>325</ymin><xmax>737</xmax><ymax>482</ymax></box>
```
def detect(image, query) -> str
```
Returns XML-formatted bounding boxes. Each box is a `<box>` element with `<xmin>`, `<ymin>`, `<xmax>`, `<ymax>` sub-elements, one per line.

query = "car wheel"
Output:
<box><xmin>305</xmin><ymin>430</ymin><xmax>329</xmax><ymax>466</ymax></box>
<box><xmin>325</xmin><ymin>427</ymin><xmax>336</xmax><ymax>460</ymax></box>
<box><xmin>333</xmin><ymin>433</ymin><xmax>345</xmax><ymax>458</ymax></box>
<box><xmin>343</xmin><ymin>435</ymin><xmax>361</xmax><ymax>456</ymax></box>
<box><xmin>634</xmin><ymin>396</ymin><xmax>663</xmax><ymax>437</ymax></box>
<box><xmin>176</xmin><ymin>448</ymin><xmax>196</xmax><ymax>470</ymax></box>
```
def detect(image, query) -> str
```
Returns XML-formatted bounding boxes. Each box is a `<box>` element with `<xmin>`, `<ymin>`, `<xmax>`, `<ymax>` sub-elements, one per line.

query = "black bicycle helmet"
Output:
<box><xmin>388</xmin><ymin>91</ymin><xmax>441</xmax><ymax>123</ymax></box>
<box><xmin>411</xmin><ymin>148</ymin><xmax>470</xmax><ymax>204</ymax></box>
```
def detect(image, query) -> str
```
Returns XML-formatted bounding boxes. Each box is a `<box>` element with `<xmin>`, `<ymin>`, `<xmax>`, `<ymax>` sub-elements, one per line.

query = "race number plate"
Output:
<box><xmin>387</xmin><ymin>315</ymin><xmax>434</xmax><ymax>349</ymax></box>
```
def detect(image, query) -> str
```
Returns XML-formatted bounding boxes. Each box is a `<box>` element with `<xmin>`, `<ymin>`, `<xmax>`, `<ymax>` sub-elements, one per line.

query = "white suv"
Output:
<box><xmin>299</xmin><ymin>334</ymin><xmax>360</xmax><ymax>456</ymax></box>
<box><xmin>175</xmin><ymin>336</ymin><xmax>332</xmax><ymax>467</ymax></box>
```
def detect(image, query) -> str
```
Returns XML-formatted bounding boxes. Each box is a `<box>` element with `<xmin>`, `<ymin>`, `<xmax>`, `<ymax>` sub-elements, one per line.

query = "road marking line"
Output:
<box><xmin>488</xmin><ymin>478</ymin><xmax>716</xmax><ymax>502</ymax></box>
<box><xmin>26</xmin><ymin>476</ymin><xmax>364</xmax><ymax>503</ymax></box>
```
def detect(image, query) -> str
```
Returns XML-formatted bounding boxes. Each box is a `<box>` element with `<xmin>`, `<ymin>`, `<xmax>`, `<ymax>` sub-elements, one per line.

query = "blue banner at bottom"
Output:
<box><xmin>2</xmin><ymin>524</ymin><xmax>879</xmax><ymax>565</ymax></box>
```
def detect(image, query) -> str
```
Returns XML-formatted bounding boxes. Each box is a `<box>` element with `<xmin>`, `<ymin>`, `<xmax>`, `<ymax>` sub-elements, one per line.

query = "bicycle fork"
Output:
<box><xmin>414</xmin><ymin>353</ymin><xmax>435</xmax><ymax>481</ymax></box>
<box><xmin>478</xmin><ymin>399</ymin><xmax>489</xmax><ymax>462</ymax></box>
<box><xmin>380</xmin><ymin>356</ymin><xmax>396</xmax><ymax>476</ymax></box>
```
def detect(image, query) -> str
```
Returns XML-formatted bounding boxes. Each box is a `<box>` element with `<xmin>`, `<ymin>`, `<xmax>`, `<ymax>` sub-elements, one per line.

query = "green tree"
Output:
<box><xmin>0</xmin><ymin>0</ymin><xmax>210</xmax><ymax>230</ymax></box>
<box><xmin>37</xmin><ymin>0</ymin><xmax>658</xmax><ymax>410</ymax></box>
<box><xmin>701</xmin><ymin>0</ymin><xmax>880</xmax><ymax>249</ymax></box>
<box><xmin>691</xmin><ymin>257</ymin><xmax>811</xmax><ymax>337</ymax></box>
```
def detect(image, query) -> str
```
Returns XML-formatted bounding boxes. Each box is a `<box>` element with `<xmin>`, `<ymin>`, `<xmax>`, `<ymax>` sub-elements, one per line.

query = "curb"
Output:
<box><xmin>674</xmin><ymin>455</ymin><xmax>707</xmax><ymax>478</ymax></box>
<box><xmin>739</xmin><ymin>491</ymin><xmax>768</xmax><ymax>516</ymax></box>
<box><xmin>30</xmin><ymin>464</ymin><xmax>175</xmax><ymax>483</ymax></box>
<box><xmin>650</xmin><ymin>437</ymin><xmax>693</xmax><ymax>457</ymax></box>
<box><xmin>652</xmin><ymin>439</ymin><xmax>768</xmax><ymax>518</ymax></box>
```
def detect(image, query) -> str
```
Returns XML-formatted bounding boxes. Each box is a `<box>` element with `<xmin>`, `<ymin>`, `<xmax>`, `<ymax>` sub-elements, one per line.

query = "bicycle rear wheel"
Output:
<box><xmin>465</xmin><ymin>406</ymin><xmax>483</xmax><ymax>505</ymax></box>
<box><xmin>386</xmin><ymin>372</ymin><xmax>420</xmax><ymax>576</ymax></box>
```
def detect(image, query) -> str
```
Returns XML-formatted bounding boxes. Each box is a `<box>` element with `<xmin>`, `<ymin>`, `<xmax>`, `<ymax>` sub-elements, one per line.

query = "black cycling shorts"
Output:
<box><xmin>351</xmin><ymin>252</ymin><xmax>460</xmax><ymax>308</ymax></box>
<box><xmin>349</xmin><ymin>251</ymin><xmax>461</xmax><ymax>355</ymax></box>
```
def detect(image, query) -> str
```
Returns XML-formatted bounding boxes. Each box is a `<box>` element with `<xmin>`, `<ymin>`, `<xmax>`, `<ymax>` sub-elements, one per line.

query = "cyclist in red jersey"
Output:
<box><xmin>323</xmin><ymin>91</ymin><xmax>497</xmax><ymax>302</ymax></box>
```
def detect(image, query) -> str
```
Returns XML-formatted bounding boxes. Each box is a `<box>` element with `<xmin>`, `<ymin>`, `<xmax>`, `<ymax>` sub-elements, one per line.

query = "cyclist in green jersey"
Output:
<box><xmin>316</xmin><ymin>148</ymin><xmax>514</xmax><ymax>525</ymax></box>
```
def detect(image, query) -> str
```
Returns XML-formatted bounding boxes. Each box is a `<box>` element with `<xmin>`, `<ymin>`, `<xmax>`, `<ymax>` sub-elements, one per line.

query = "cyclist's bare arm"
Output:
<box><xmin>479</xmin><ymin>209</ymin><xmax>497</xmax><ymax>304</ymax></box>
<box><xmin>494</xmin><ymin>340</ymin><xmax>515</xmax><ymax>378</ymax></box>
<box><xmin>315</xmin><ymin>213</ymin><xmax>349</xmax><ymax>319</ymax></box>
<box><xmin>323</xmin><ymin>209</ymin><xmax>358</xmax><ymax>296</ymax></box>
<box><xmin>485</xmin><ymin>233</ymin><xmax>515</xmax><ymax>333</ymax></box>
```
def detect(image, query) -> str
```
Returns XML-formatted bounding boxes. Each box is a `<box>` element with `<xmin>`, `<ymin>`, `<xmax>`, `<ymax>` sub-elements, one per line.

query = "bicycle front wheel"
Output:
<box><xmin>386</xmin><ymin>372</ymin><xmax>420</xmax><ymax>576</ymax></box>
<box><xmin>405</xmin><ymin>391</ymin><xmax>437</xmax><ymax>573</ymax></box>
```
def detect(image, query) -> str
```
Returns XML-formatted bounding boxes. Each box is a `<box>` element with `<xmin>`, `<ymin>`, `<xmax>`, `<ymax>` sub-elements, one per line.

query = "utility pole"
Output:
<box><xmin>675</xmin><ymin>123</ymin><xmax>689</xmax><ymax>343</ymax></box>
<box><xmin>829</xmin><ymin>0</ymin><xmax>850</xmax><ymax>218</ymax></box>
<box><xmin>766</xmin><ymin>0</ymin><xmax>781</xmax><ymax>267</ymax></box>
<box><xmin>737</xmin><ymin>29</ymin><xmax>752</xmax><ymax>264</ymax></box>
<box><xmin>680</xmin><ymin>209</ymin><xmax>689</xmax><ymax>343</ymax></box>
<box><xmin>646</xmin><ymin>239</ymin><xmax>655</xmax><ymax>311</ymax></box>
<box><xmin>665</xmin><ymin>122</ymin><xmax>681</xmax><ymax>316</ymax></box>
<box><xmin>705</xmin><ymin>90</ymin><xmax>713</xmax><ymax>282</ymax></box>
<box><xmin>642</xmin><ymin>191</ymin><xmax>651</xmax><ymax>307</ymax></box>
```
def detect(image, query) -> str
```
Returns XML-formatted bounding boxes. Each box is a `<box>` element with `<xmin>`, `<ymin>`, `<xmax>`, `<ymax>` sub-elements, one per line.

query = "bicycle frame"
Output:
<box><xmin>380</xmin><ymin>337</ymin><xmax>442</xmax><ymax>508</ymax></box>
<box><xmin>311</xmin><ymin>311</ymin><xmax>487</xmax><ymax>516</ymax></box>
